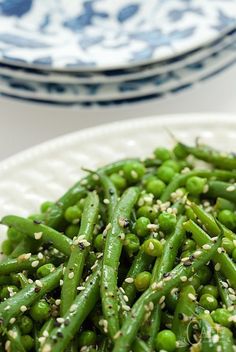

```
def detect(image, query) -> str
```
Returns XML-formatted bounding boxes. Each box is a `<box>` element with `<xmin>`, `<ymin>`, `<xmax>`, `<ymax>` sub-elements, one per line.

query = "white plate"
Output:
<box><xmin>1</xmin><ymin>39</ymin><xmax>236</xmax><ymax>103</ymax></box>
<box><xmin>1</xmin><ymin>29</ymin><xmax>236</xmax><ymax>84</ymax></box>
<box><xmin>1</xmin><ymin>0</ymin><xmax>236</xmax><ymax>70</ymax></box>
<box><xmin>0</xmin><ymin>113</ymin><xmax>236</xmax><ymax>240</ymax></box>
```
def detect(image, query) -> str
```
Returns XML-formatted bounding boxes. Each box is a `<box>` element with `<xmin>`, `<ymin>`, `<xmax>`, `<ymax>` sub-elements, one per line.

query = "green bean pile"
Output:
<box><xmin>0</xmin><ymin>141</ymin><xmax>236</xmax><ymax>352</ymax></box>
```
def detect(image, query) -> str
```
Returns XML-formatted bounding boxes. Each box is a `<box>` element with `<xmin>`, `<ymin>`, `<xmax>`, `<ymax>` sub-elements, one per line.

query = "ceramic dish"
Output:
<box><xmin>1</xmin><ymin>28</ymin><xmax>236</xmax><ymax>84</ymax></box>
<box><xmin>1</xmin><ymin>0</ymin><xmax>236</xmax><ymax>70</ymax></box>
<box><xmin>1</xmin><ymin>40</ymin><xmax>236</xmax><ymax>102</ymax></box>
<box><xmin>0</xmin><ymin>113</ymin><xmax>235</xmax><ymax>241</ymax></box>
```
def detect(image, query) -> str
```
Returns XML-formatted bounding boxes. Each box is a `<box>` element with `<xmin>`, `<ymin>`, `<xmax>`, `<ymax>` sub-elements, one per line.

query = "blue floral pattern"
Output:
<box><xmin>0</xmin><ymin>0</ymin><xmax>235</xmax><ymax>69</ymax></box>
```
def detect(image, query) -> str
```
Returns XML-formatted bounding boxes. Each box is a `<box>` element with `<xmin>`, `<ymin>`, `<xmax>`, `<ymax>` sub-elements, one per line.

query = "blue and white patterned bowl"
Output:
<box><xmin>1</xmin><ymin>38</ymin><xmax>236</xmax><ymax>103</ymax></box>
<box><xmin>1</xmin><ymin>0</ymin><xmax>236</xmax><ymax>70</ymax></box>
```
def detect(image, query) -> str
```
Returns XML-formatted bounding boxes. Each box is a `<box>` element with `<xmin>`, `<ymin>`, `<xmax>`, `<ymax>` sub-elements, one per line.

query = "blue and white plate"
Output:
<box><xmin>1</xmin><ymin>38</ymin><xmax>236</xmax><ymax>102</ymax></box>
<box><xmin>1</xmin><ymin>0</ymin><xmax>236</xmax><ymax>70</ymax></box>
<box><xmin>0</xmin><ymin>28</ymin><xmax>236</xmax><ymax>84</ymax></box>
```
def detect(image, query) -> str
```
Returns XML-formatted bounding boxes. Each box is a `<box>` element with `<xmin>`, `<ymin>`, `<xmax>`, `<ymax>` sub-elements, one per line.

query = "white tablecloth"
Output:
<box><xmin>0</xmin><ymin>63</ymin><xmax>236</xmax><ymax>161</ymax></box>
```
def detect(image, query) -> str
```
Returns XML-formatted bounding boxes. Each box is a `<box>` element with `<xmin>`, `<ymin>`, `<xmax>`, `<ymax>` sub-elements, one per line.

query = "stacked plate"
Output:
<box><xmin>1</xmin><ymin>0</ymin><xmax>236</xmax><ymax>107</ymax></box>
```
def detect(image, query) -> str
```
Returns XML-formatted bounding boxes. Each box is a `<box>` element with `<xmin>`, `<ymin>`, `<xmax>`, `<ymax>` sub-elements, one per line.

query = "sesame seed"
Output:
<box><xmin>226</xmin><ymin>185</ymin><xmax>235</xmax><ymax>192</ymax></box>
<box><xmin>202</xmin><ymin>244</ymin><xmax>211</xmax><ymax>250</ymax></box>
<box><xmin>159</xmin><ymin>296</ymin><xmax>165</xmax><ymax>304</ymax></box>
<box><xmin>28</xmin><ymin>279</ymin><xmax>33</xmax><ymax>284</ymax></box>
<box><xmin>35</xmin><ymin>280</ymin><xmax>43</xmax><ymax>288</ymax></box>
<box><xmin>24</xmin><ymin>253</ymin><xmax>31</xmax><ymax>259</ymax></box>
<box><xmin>103</xmin><ymin>198</ymin><xmax>110</xmax><ymax>204</ymax></box>
<box><xmin>212</xmin><ymin>335</ymin><xmax>219</xmax><ymax>344</ymax></box>
<box><xmin>77</xmin><ymin>286</ymin><xmax>85</xmax><ymax>291</ymax></box>
<box><xmin>214</xmin><ymin>263</ymin><xmax>221</xmax><ymax>271</ymax></box>
<box><xmin>113</xmin><ymin>331</ymin><xmax>122</xmax><ymax>339</ymax></box>
<box><xmin>131</xmin><ymin>170</ymin><xmax>138</xmax><ymax>179</ymax></box>
<box><xmin>8</xmin><ymin>330</ymin><xmax>17</xmax><ymax>339</ymax></box>
<box><xmin>4</xmin><ymin>305</ymin><xmax>10</xmax><ymax>311</ymax></box>
<box><xmin>188</xmin><ymin>293</ymin><xmax>196</xmax><ymax>301</ymax></box>
<box><xmin>60</xmin><ymin>279</ymin><xmax>64</xmax><ymax>286</ymax></box>
<box><xmin>222</xmin><ymin>281</ymin><xmax>228</xmax><ymax>288</ymax></box>
<box><xmin>203</xmin><ymin>184</ymin><xmax>209</xmax><ymax>193</ymax></box>
<box><xmin>207</xmin><ymin>297</ymin><xmax>214</xmax><ymax>303</ymax></box>
<box><xmin>43</xmin><ymin>331</ymin><xmax>49</xmax><ymax>338</ymax></box>
<box><xmin>9</xmin><ymin>317</ymin><xmax>16</xmax><ymax>324</ymax></box>
<box><xmin>70</xmin><ymin>304</ymin><xmax>77</xmax><ymax>312</ymax></box>
<box><xmin>5</xmin><ymin>341</ymin><xmax>10</xmax><ymax>351</ymax></box>
<box><xmin>229</xmin><ymin>294</ymin><xmax>236</xmax><ymax>301</ymax></box>
<box><xmin>149</xmin><ymin>242</ymin><xmax>155</xmax><ymax>250</ymax></box>
<box><xmin>124</xmin><ymin>277</ymin><xmax>134</xmax><ymax>283</ymax></box>
<box><xmin>20</xmin><ymin>305</ymin><xmax>27</xmax><ymax>312</ymax></box>
<box><xmin>41</xmin><ymin>343</ymin><xmax>52</xmax><ymax>352</ymax></box>
<box><xmin>123</xmin><ymin>295</ymin><xmax>129</xmax><ymax>302</ymax></box>
<box><xmin>180</xmin><ymin>276</ymin><xmax>187</xmax><ymax>282</ymax></box>
<box><xmin>55</xmin><ymin>299</ymin><xmax>61</xmax><ymax>306</ymax></box>
<box><xmin>56</xmin><ymin>317</ymin><xmax>64</xmax><ymax>324</ymax></box>
<box><xmin>38</xmin><ymin>252</ymin><xmax>44</xmax><ymax>259</ymax></box>
<box><xmin>193</xmin><ymin>250</ymin><xmax>202</xmax><ymax>258</ymax></box>
<box><xmin>34</xmin><ymin>232</ymin><xmax>43</xmax><ymax>240</ymax></box>
<box><xmin>68</xmin><ymin>272</ymin><xmax>74</xmax><ymax>279</ymax></box>
<box><xmin>122</xmin><ymin>305</ymin><xmax>130</xmax><ymax>311</ymax></box>
<box><xmin>31</xmin><ymin>260</ymin><xmax>39</xmax><ymax>268</ymax></box>
<box><xmin>119</xmin><ymin>233</ymin><xmax>125</xmax><ymax>241</ymax></box>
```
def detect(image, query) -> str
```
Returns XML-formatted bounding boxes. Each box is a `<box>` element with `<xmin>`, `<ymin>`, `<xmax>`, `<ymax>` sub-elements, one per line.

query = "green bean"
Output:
<box><xmin>176</xmin><ymin>142</ymin><xmax>236</xmax><ymax>170</ymax></box>
<box><xmin>161</xmin><ymin>170</ymin><xmax>236</xmax><ymax>202</ymax></box>
<box><xmin>207</xmin><ymin>181</ymin><xmax>236</xmax><ymax>203</ymax></box>
<box><xmin>0</xmin><ymin>254</ymin><xmax>47</xmax><ymax>275</ymax></box>
<box><xmin>1</xmin><ymin>216</ymin><xmax>72</xmax><ymax>256</ymax></box>
<box><xmin>97</xmin><ymin>171</ymin><xmax>118</xmax><ymax>221</ymax></box>
<box><xmin>113</xmin><ymin>233</ymin><xmax>221</xmax><ymax>351</ymax></box>
<box><xmin>60</xmin><ymin>191</ymin><xmax>99</xmax><ymax>315</ymax></box>
<box><xmin>183</xmin><ymin>219</ymin><xmax>236</xmax><ymax>288</ymax></box>
<box><xmin>7</xmin><ymin>324</ymin><xmax>26</xmax><ymax>352</ymax></box>
<box><xmin>218</xmin><ymin>326</ymin><xmax>234</xmax><ymax>352</ymax></box>
<box><xmin>122</xmin><ymin>248</ymin><xmax>153</xmax><ymax>304</ymax></box>
<box><xmin>172</xmin><ymin>285</ymin><xmax>196</xmax><ymax>352</ymax></box>
<box><xmin>148</xmin><ymin>216</ymin><xmax>186</xmax><ymax>349</ymax></box>
<box><xmin>45</xmin><ymin>159</ymin><xmax>138</xmax><ymax>229</ymax></box>
<box><xmin>199</xmin><ymin>313</ymin><xmax>218</xmax><ymax>352</ymax></box>
<box><xmin>41</xmin><ymin>264</ymin><xmax>101</xmax><ymax>352</ymax></box>
<box><xmin>132</xmin><ymin>338</ymin><xmax>150</xmax><ymax>352</ymax></box>
<box><xmin>190</xmin><ymin>202</ymin><xmax>236</xmax><ymax>242</ymax></box>
<box><xmin>0</xmin><ymin>266</ymin><xmax>63</xmax><ymax>327</ymax></box>
<box><xmin>101</xmin><ymin>187</ymin><xmax>139</xmax><ymax>339</ymax></box>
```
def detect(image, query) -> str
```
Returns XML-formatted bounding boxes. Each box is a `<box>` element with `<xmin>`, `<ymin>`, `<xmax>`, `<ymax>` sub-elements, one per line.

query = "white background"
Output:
<box><xmin>0</xmin><ymin>63</ymin><xmax>236</xmax><ymax>161</ymax></box>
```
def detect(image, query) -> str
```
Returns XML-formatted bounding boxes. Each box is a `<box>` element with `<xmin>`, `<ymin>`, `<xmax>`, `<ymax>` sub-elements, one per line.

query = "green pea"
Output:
<box><xmin>185</xmin><ymin>207</ymin><xmax>197</xmax><ymax>221</ymax></box>
<box><xmin>124</xmin><ymin>233</ymin><xmax>140</xmax><ymax>256</ymax></box>
<box><xmin>64</xmin><ymin>205</ymin><xmax>82</xmax><ymax>224</ymax></box>
<box><xmin>110</xmin><ymin>173</ymin><xmax>127</xmax><ymax>190</ymax></box>
<box><xmin>0</xmin><ymin>285</ymin><xmax>18</xmax><ymax>299</ymax></box>
<box><xmin>77</xmin><ymin>197</ymin><xmax>86</xmax><ymax>210</ymax></box>
<box><xmin>142</xmin><ymin>174</ymin><xmax>157</xmax><ymax>186</ymax></box>
<box><xmin>142</xmin><ymin>239</ymin><xmax>163</xmax><ymax>257</ymax></box>
<box><xmin>154</xmin><ymin>147</ymin><xmax>172</xmax><ymax>161</ymax></box>
<box><xmin>94</xmin><ymin>234</ymin><xmax>105</xmax><ymax>251</ymax></box>
<box><xmin>188</xmin><ymin>275</ymin><xmax>201</xmax><ymax>290</ymax></box>
<box><xmin>162</xmin><ymin>160</ymin><xmax>180</xmax><ymax>172</ymax></box>
<box><xmin>78</xmin><ymin>330</ymin><xmax>97</xmax><ymax>347</ymax></box>
<box><xmin>1</xmin><ymin>240</ymin><xmax>13</xmax><ymax>256</ymax></box>
<box><xmin>218</xmin><ymin>209</ymin><xmax>236</xmax><ymax>230</ymax></box>
<box><xmin>155</xmin><ymin>330</ymin><xmax>176</xmax><ymax>352</ymax></box>
<box><xmin>137</xmin><ymin>205</ymin><xmax>157</xmax><ymax>222</ymax></box>
<box><xmin>123</xmin><ymin>161</ymin><xmax>145</xmax><ymax>183</ymax></box>
<box><xmin>30</xmin><ymin>299</ymin><xmax>50</xmax><ymax>322</ymax></box>
<box><xmin>134</xmin><ymin>271</ymin><xmax>152</xmax><ymax>292</ymax></box>
<box><xmin>156</xmin><ymin>166</ymin><xmax>176</xmax><ymax>184</ymax></box>
<box><xmin>196</xmin><ymin>265</ymin><xmax>212</xmax><ymax>285</ymax></box>
<box><xmin>211</xmin><ymin>308</ymin><xmax>232</xmax><ymax>328</ymax></box>
<box><xmin>166</xmin><ymin>290</ymin><xmax>179</xmax><ymax>312</ymax></box>
<box><xmin>186</xmin><ymin>176</ymin><xmax>207</xmax><ymax>196</ymax></box>
<box><xmin>200</xmin><ymin>285</ymin><xmax>218</xmax><ymax>298</ymax></box>
<box><xmin>199</xmin><ymin>294</ymin><xmax>218</xmax><ymax>311</ymax></box>
<box><xmin>222</xmin><ymin>237</ymin><xmax>234</xmax><ymax>255</ymax></box>
<box><xmin>158</xmin><ymin>212</ymin><xmax>177</xmax><ymax>234</ymax></box>
<box><xmin>40</xmin><ymin>201</ymin><xmax>53</xmax><ymax>213</ymax></box>
<box><xmin>215</xmin><ymin>197</ymin><xmax>236</xmax><ymax>212</ymax></box>
<box><xmin>37</xmin><ymin>263</ymin><xmax>55</xmax><ymax>278</ymax></box>
<box><xmin>232</xmin><ymin>247</ymin><xmax>236</xmax><ymax>261</ymax></box>
<box><xmin>18</xmin><ymin>316</ymin><xmax>33</xmax><ymax>334</ymax></box>
<box><xmin>182</xmin><ymin>239</ymin><xmax>196</xmax><ymax>252</ymax></box>
<box><xmin>21</xmin><ymin>335</ymin><xmax>34</xmax><ymax>351</ymax></box>
<box><xmin>173</xmin><ymin>144</ymin><xmax>189</xmax><ymax>159</ymax></box>
<box><xmin>134</xmin><ymin>217</ymin><xmax>151</xmax><ymax>237</ymax></box>
<box><xmin>7</xmin><ymin>227</ymin><xmax>23</xmax><ymax>244</ymax></box>
<box><xmin>65</xmin><ymin>224</ymin><xmax>80</xmax><ymax>239</ymax></box>
<box><xmin>146</xmin><ymin>179</ymin><xmax>166</xmax><ymax>198</ymax></box>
